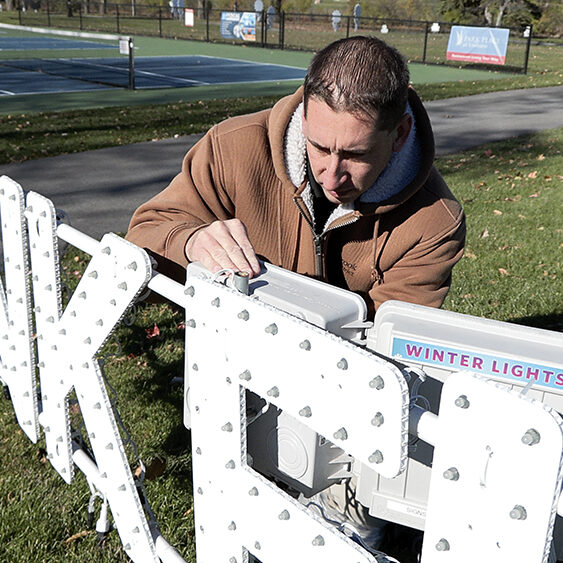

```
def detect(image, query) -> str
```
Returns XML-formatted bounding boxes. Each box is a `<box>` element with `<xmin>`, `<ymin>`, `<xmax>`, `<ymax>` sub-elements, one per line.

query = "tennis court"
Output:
<box><xmin>0</xmin><ymin>26</ymin><xmax>307</xmax><ymax>96</ymax></box>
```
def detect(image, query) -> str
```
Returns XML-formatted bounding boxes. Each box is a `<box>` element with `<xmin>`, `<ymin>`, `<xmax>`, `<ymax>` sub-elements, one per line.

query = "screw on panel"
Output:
<box><xmin>239</xmin><ymin>370</ymin><xmax>252</xmax><ymax>381</ymax></box>
<box><xmin>127</xmin><ymin>262</ymin><xmax>138</xmax><ymax>271</ymax></box>
<box><xmin>124</xmin><ymin>543</ymin><xmax>131</xmax><ymax>551</ymax></box>
<box><xmin>102</xmin><ymin>247</ymin><xmax>111</xmax><ymax>255</ymax></box>
<box><xmin>51</xmin><ymin>345</ymin><xmax>57</xmax><ymax>351</ymax></box>
<box><xmin>96</xmin><ymin>319</ymin><xmax>103</xmax><ymax>326</ymax></box>
<box><xmin>84</xmin><ymin>337</ymin><xmax>92</xmax><ymax>345</ymax></box>
<box><xmin>56</xmin><ymin>436</ymin><xmax>63</xmax><ymax>442</ymax></box>
<box><xmin>197</xmin><ymin>487</ymin><xmax>203</xmax><ymax>495</ymax></box>
<box><xmin>228</xmin><ymin>521</ymin><xmax>236</xmax><ymax>531</ymax></box>
<box><xmin>118</xmin><ymin>484</ymin><xmax>126</xmax><ymax>491</ymax></box>
<box><xmin>186</xmin><ymin>319</ymin><xmax>196</xmax><ymax>328</ymax></box>
<box><xmin>312</xmin><ymin>535</ymin><xmax>325</xmax><ymax>546</ymax></box>
<box><xmin>279</xmin><ymin>510</ymin><xmax>290</xmax><ymax>520</ymax></box>
<box><xmin>455</xmin><ymin>395</ymin><xmax>470</xmax><ymax>409</ymax></box>
<box><xmin>229</xmin><ymin>558</ymin><xmax>236</xmax><ymax>563</ymax></box>
<box><xmin>369</xmin><ymin>376</ymin><xmax>385</xmax><ymax>390</ymax></box>
<box><xmin>195</xmin><ymin>447</ymin><xmax>202</xmax><ymax>455</ymax></box>
<box><xmin>369</xmin><ymin>450</ymin><xmax>384</xmax><ymax>464</ymax></box>
<box><xmin>222</xmin><ymin>423</ymin><xmax>233</xmax><ymax>432</ymax></box>
<box><xmin>45</xmin><ymin>284</ymin><xmax>52</xmax><ymax>291</ymax></box>
<box><xmin>337</xmin><ymin>358</ymin><xmax>348</xmax><ymax>370</ymax></box>
<box><xmin>133</xmin><ymin>527</ymin><xmax>140</xmax><ymax>534</ymax></box>
<box><xmin>333</xmin><ymin>428</ymin><xmax>348</xmax><ymax>441</ymax></box>
<box><xmin>265</xmin><ymin>323</ymin><xmax>278</xmax><ymax>335</ymax></box>
<box><xmin>211</xmin><ymin>297</ymin><xmax>220</xmax><ymax>307</ymax></box>
<box><xmin>267</xmin><ymin>386</ymin><xmax>279</xmax><ymax>398</ymax></box>
<box><xmin>371</xmin><ymin>412</ymin><xmax>385</xmax><ymax>427</ymax></box>
<box><xmin>299</xmin><ymin>406</ymin><xmax>312</xmax><ymax>418</ymax></box>
<box><xmin>443</xmin><ymin>467</ymin><xmax>460</xmax><ymax>481</ymax></box>
<box><xmin>238</xmin><ymin>310</ymin><xmax>249</xmax><ymax>321</ymax></box>
<box><xmin>93</xmin><ymin>402</ymin><xmax>101</xmax><ymax>409</ymax></box>
<box><xmin>254</xmin><ymin>542</ymin><xmax>261</xmax><ymax>550</ymax></box>
<box><xmin>299</xmin><ymin>339</ymin><xmax>311</xmax><ymax>351</ymax></box>
<box><xmin>59</xmin><ymin>329</ymin><xmax>66</xmax><ymax>335</ymax></box>
<box><xmin>88</xmin><ymin>271</ymin><xmax>98</xmax><ymax>279</ymax></box>
<box><xmin>105</xmin><ymin>443</ymin><xmax>113</xmax><ymax>450</ymax></box>
<box><xmin>435</xmin><ymin>538</ymin><xmax>450</xmax><ymax>551</ymax></box>
<box><xmin>522</xmin><ymin>428</ymin><xmax>541</xmax><ymax>446</ymax></box>
<box><xmin>248</xmin><ymin>487</ymin><xmax>259</xmax><ymax>496</ymax></box>
<box><xmin>225</xmin><ymin>460</ymin><xmax>236</xmax><ymax>469</ymax></box>
<box><xmin>110</xmin><ymin>299</ymin><xmax>116</xmax><ymax>306</ymax></box>
<box><xmin>185</xmin><ymin>286</ymin><xmax>195</xmax><ymax>297</ymax></box>
<box><xmin>510</xmin><ymin>505</ymin><xmax>527</xmax><ymax>520</ymax></box>
<box><xmin>118</xmin><ymin>282</ymin><xmax>128</xmax><ymax>291</ymax></box>
<box><xmin>79</xmin><ymin>292</ymin><xmax>87</xmax><ymax>299</ymax></box>
<box><xmin>192</xmin><ymin>363</ymin><xmax>199</xmax><ymax>371</ymax></box>
<box><xmin>46</xmin><ymin>316</ymin><xmax>55</xmax><ymax>323</ymax></box>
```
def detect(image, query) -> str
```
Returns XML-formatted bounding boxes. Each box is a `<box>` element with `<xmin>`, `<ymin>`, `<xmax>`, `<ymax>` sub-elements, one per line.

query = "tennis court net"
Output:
<box><xmin>0</xmin><ymin>23</ymin><xmax>135</xmax><ymax>90</ymax></box>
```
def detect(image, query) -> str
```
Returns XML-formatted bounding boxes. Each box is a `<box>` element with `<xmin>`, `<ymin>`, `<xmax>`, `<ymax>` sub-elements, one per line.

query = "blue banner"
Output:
<box><xmin>220</xmin><ymin>12</ymin><xmax>257</xmax><ymax>42</ymax></box>
<box><xmin>447</xmin><ymin>25</ymin><xmax>509</xmax><ymax>65</ymax></box>
<box><xmin>392</xmin><ymin>337</ymin><xmax>563</xmax><ymax>391</ymax></box>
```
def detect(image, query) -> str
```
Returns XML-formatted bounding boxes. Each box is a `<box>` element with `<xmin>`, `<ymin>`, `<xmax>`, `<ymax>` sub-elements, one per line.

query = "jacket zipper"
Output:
<box><xmin>293</xmin><ymin>196</ymin><xmax>359</xmax><ymax>278</ymax></box>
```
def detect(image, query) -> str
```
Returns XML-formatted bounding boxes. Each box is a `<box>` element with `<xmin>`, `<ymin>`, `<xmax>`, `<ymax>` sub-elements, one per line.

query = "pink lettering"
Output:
<box><xmin>425</xmin><ymin>348</ymin><xmax>430</xmax><ymax>360</ymax></box>
<box><xmin>405</xmin><ymin>345</ymin><xmax>423</xmax><ymax>358</ymax></box>
<box><xmin>432</xmin><ymin>349</ymin><xmax>444</xmax><ymax>362</ymax></box>
<box><xmin>492</xmin><ymin>360</ymin><xmax>500</xmax><ymax>374</ymax></box>
<box><xmin>525</xmin><ymin>367</ymin><xmax>539</xmax><ymax>381</ymax></box>
<box><xmin>447</xmin><ymin>352</ymin><xmax>458</xmax><ymax>364</ymax></box>
<box><xmin>512</xmin><ymin>364</ymin><xmax>523</xmax><ymax>377</ymax></box>
<box><xmin>556</xmin><ymin>374</ymin><xmax>563</xmax><ymax>387</ymax></box>
<box><xmin>472</xmin><ymin>357</ymin><xmax>484</xmax><ymax>370</ymax></box>
<box><xmin>460</xmin><ymin>355</ymin><xmax>470</xmax><ymax>367</ymax></box>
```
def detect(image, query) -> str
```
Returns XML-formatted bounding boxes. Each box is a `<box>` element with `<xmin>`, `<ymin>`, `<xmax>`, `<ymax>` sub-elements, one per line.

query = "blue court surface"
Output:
<box><xmin>0</xmin><ymin>54</ymin><xmax>307</xmax><ymax>96</ymax></box>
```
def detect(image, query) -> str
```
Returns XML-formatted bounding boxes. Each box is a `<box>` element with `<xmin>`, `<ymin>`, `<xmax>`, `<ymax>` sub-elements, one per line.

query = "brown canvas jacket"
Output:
<box><xmin>126</xmin><ymin>87</ymin><xmax>465</xmax><ymax>318</ymax></box>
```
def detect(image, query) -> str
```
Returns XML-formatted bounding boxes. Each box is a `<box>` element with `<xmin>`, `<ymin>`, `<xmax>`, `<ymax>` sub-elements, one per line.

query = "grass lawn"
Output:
<box><xmin>0</xmin><ymin>127</ymin><xmax>561</xmax><ymax>561</ymax></box>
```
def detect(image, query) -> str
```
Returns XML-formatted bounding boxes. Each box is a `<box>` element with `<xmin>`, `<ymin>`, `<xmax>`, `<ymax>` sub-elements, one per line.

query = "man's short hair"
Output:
<box><xmin>303</xmin><ymin>36</ymin><xmax>410</xmax><ymax>131</ymax></box>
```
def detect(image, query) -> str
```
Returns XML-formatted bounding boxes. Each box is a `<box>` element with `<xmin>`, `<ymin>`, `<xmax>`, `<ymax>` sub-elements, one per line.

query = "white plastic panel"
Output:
<box><xmin>0</xmin><ymin>176</ymin><xmax>37</xmax><ymax>442</ymax></box>
<box><xmin>26</xmin><ymin>191</ymin><xmax>159</xmax><ymax>562</ymax></box>
<box><xmin>185</xmin><ymin>275</ymin><xmax>409</xmax><ymax>562</ymax></box>
<box><xmin>421</xmin><ymin>371</ymin><xmax>563</xmax><ymax>563</ymax></box>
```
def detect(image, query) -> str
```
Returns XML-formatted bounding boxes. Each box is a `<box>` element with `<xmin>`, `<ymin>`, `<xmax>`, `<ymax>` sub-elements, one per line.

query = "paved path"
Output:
<box><xmin>1</xmin><ymin>86</ymin><xmax>562</xmax><ymax>240</ymax></box>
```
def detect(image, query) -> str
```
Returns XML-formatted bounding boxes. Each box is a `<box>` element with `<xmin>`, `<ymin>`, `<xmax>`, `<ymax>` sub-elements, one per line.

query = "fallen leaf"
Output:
<box><xmin>498</xmin><ymin>268</ymin><xmax>510</xmax><ymax>276</ymax></box>
<box><xmin>177</xmin><ymin>321</ymin><xmax>186</xmax><ymax>330</ymax></box>
<box><xmin>484</xmin><ymin>149</ymin><xmax>493</xmax><ymax>157</ymax></box>
<box><xmin>528</xmin><ymin>171</ymin><xmax>538</xmax><ymax>179</ymax></box>
<box><xmin>529</xmin><ymin>193</ymin><xmax>539</xmax><ymax>198</ymax></box>
<box><xmin>64</xmin><ymin>530</ymin><xmax>91</xmax><ymax>544</ymax></box>
<box><xmin>493</xmin><ymin>209</ymin><xmax>503</xmax><ymax>215</ymax></box>
<box><xmin>145</xmin><ymin>324</ymin><xmax>160</xmax><ymax>339</ymax></box>
<box><xmin>537</xmin><ymin>154</ymin><xmax>545</xmax><ymax>160</ymax></box>
<box><xmin>480</xmin><ymin>228</ymin><xmax>489</xmax><ymax>238</ymax></box>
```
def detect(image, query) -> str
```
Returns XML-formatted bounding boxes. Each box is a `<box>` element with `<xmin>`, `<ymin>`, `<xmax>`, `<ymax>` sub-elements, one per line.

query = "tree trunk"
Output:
<box><xmin>495</xmin><ymin>0</ymin><xmax>511</xmax><ymax>26</ymax></box>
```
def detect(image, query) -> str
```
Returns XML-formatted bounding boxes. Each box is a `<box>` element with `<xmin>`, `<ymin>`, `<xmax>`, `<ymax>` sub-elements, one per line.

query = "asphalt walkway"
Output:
<box><xmin>1</xmin><ymin>85</ymin><xmax>562</xmax><ymax>240</ymax></box>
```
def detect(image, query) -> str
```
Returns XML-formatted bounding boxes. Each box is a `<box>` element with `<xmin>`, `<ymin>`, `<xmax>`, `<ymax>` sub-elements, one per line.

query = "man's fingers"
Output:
<box><xmin>186</xmin><ymin>219</ymin><xmax>260</xmax><ymax>276</ymax></box>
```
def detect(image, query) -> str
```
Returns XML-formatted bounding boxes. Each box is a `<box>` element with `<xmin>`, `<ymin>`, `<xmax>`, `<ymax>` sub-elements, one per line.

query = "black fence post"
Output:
<box><xmin>345</xmin><ymin>15</ymin><xmax>350</xmax><ymax>38</ymax></box>
<box><xmin>422</xmin><ymin>21</ymin><xmax>429</xmax><ymax>63</ymax></box>
<box><xmin>206</xmin><ymin>7</ymin><xmax>210</xmax><ymax>42</ymax></box>
<box><xmin>18</xmin><ymin>2</ymin><xmax>22</xmax><ymax>24</ymax></box>
<box><xmin>46</xmin><ymin>0</ymin><xmax>51</xmax><ymax>26</ymax></box>
<box><xmin>158</xmin><ymin>5</ymin><xmax>162</xmax><ymax>37</ymax></box>
<box><xmin>116</xmin><ymin>3</ymin><xmax>120</xmax><ymax>33</ymax></box>
<box><xmin>79</xmin><ymin>5</ymin><xmax>83</xmax><ymax>30</ymax></box>
<box><xmin>523</xmin><ymin>24</ymin><xmax>532</xmax><ymax>74</ymax></box>
<box><xmin>261</xmin><ymin>9</ymin><xmax>265</xmax><ymax>47</ymax></box>
<box><xmin>279</xmin><ymin>10</ymin><xmax>284</xmax><ymax>49</ymax></box>
<box><xmin>128</xmin><ymin>36</ymin><xmax>135</xmax><ymax>89</ymax></box>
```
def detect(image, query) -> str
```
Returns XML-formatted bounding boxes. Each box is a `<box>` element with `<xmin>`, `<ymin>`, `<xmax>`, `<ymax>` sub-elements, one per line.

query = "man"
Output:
<box><xmin>126</xmin><ymin>36</ymin><xmax>465</xmax><ymax>319</ymax></box>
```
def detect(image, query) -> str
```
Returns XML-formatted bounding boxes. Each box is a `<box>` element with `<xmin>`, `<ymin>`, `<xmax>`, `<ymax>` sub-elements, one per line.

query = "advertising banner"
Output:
<box><xmin>446</xmin><ymin>25</ymin><xmax>509</xmax><ymax>65</ymax></box>
<box><xmin>220</xmin><ymin>11</ymin><xmax>257</xmax><ymax>42</ymax></box>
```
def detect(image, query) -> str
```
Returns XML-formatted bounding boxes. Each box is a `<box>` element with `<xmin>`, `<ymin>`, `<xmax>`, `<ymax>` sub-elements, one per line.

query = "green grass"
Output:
<box><xmin>0</xmin><ymin>128</ymin><xmax>561</xmax><ymax>561</ymax></box>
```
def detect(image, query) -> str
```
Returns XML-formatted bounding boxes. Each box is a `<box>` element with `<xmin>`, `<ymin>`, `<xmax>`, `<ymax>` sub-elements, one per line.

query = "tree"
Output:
<box><xmin>440</xmin><ymin>0</ymin><xmax>483</xmax><ymax>24</ymax></box>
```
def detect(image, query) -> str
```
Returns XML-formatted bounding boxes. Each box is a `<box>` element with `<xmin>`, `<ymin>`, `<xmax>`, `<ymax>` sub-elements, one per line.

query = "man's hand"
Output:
<box><xmin>185</xmin><ymin>219</ymin><xmax>261</xmax><ymax>277</ymax></box>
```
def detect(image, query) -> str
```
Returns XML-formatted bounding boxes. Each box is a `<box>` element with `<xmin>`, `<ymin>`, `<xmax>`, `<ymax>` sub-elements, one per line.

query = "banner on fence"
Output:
<box><xmin>220</xmin><ymin>11</ymin><xmax>256</xmax><ymax>41</ymax></box>
<box><xmin>446</xmin><ymin>25</ymin><xmax>509</xmax><ymax>65</ymax></box>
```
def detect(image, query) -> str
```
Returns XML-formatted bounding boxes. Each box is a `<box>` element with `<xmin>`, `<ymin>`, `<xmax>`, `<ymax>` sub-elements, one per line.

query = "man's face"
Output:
<box><xmin>302</xmin><ymin>97</ymin><xmax>408</xmax><ymax>205</ymax></box>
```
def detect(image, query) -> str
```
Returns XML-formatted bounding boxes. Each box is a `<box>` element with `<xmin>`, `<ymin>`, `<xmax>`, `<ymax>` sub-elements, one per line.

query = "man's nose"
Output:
<box><xmin>322</xmin><ymin>154</ymin><xmax>345</xmax><ymax>189</ymax></box>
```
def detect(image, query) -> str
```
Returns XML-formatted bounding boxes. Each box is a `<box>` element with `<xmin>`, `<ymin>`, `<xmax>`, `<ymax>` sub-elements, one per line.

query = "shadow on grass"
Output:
<box><xmin>510</xmin><ymin>312</ymin><xmax>563</xmax><ymax>332</ymax></box>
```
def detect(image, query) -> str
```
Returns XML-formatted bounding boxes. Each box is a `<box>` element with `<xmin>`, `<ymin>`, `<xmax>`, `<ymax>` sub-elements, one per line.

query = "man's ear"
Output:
<box><xmin>392</xmin><ymin>113</ymin><xmax>413</xmax><ymax>152</ymax></box>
